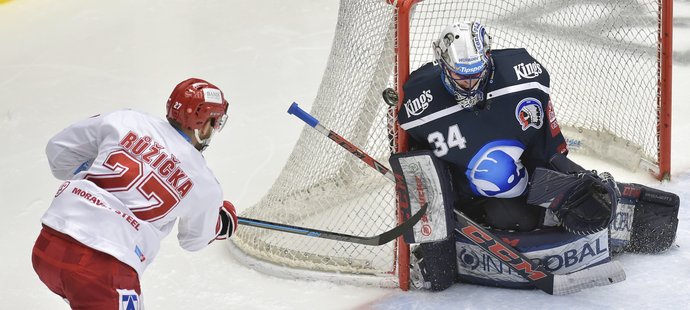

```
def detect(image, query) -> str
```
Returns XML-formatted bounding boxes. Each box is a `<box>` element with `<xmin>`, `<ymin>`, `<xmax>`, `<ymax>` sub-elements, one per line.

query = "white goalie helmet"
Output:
<box><xmin>432</xmin><ymin>21</ymin><xmax>492</xmax><ymax>109</ymax></box>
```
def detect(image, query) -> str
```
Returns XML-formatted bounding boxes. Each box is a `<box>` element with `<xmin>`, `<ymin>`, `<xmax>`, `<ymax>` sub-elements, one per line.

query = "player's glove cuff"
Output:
<box><xmin>216</xmin><ymin>200</ymin><xmax>238</xmax><ymax>240</ymax></box>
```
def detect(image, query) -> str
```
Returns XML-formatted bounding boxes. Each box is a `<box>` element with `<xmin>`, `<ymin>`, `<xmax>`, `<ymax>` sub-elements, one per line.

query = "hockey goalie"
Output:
<box><xmin>390</xmin><ymin>21</ymin><xmax>680</xmax><ymax>291</ymax></box>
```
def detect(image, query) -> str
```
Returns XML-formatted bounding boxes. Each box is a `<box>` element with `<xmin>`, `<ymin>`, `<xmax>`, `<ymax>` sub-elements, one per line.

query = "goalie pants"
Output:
<box><xmin>456</xmin><ymin>196</ymin><xmax>544</xmax><ymax>232</ymax></box>
<box><xmin>32</xmin><ymin>225</ymin><xmax>142</xmax><ymax>310</ymax></box>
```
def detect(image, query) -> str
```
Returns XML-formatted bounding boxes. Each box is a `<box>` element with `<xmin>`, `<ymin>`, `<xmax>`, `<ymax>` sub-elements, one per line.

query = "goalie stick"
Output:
<box><xmin>288</xmin><ymin>100</ymin><xmax>625</xmax><ymax>295</ymax></box>
<box><xmin>453</xmin><ymin>210</ymin><xmax>624</xmax><ymax>295</ymax></box>
<box><xmin>238</xmin><ymin>203</ymin><xmax>427</xmax><ymax>246</ymax></box>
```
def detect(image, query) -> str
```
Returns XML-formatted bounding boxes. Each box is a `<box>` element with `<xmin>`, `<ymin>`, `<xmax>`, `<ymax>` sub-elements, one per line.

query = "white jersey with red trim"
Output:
<box><xmin>42</xmin><ymin>109</ymin><xmax>223</xmax><ymax>276</ymax></box>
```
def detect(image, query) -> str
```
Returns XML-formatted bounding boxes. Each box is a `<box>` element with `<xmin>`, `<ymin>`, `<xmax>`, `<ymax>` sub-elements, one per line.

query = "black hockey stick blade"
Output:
<box><xmin>238</xmin><ymin>203</ymin><xmax>428</xmax><ymax>246</ymax></box>
<box><xmin>453</xmin><ymin>209</ymin><xmax>625</xmax><ymax>295</ymax></box>
<box><xmin>382</xmin><ymin>88</ymin><xmax>399</xmax><ymax>106</ymax></box>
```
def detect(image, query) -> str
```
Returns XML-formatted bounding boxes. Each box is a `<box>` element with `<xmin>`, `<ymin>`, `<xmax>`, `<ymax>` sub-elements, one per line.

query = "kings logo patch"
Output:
<box><xmin>404</xmin><ymin>89</ymin><xmax>433</xmax><ymax>117</ymax></box>
<box><xmin>515</xmin><ymin>98</ymin><xmax>544</xmax><ymax>131</ymax></box>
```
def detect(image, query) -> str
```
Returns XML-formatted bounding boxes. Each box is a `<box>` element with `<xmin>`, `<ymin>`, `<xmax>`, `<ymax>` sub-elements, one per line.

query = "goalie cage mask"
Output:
<box><xmin>433</xmin><ymin>21</ymin><xmax>493</xmax><ymax>109</ymax></box>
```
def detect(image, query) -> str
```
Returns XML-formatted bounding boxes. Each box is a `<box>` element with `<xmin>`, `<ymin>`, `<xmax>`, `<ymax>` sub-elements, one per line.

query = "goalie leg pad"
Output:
<box><xmin>390</xmin><ymin>150</ymin><xmax>455</xmax><ymax>244</ymax></box>
<box><xmin>410</xmin><ymin>238</ymin><xmax>458</xmax><ymax>291</ymax></box>
<box><xmin>454</xmin><ymin>228</ymin><xmax>611</xmax><ymax>289</ymax></box>
<box><xmin>615</xmin><ymin>183</ymin><xmax>680</xmax><ymax>254</ymax></box>
<box><xmin>608</xmin><ymin>198</ymin><xmax>634</xmax><ymax>255</ymax></box>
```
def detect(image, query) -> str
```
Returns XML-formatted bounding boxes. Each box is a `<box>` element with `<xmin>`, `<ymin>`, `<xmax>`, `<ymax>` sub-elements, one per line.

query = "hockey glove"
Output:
<box><xmin>556</xmin><ymin>171</ymin><xmax>619</xmax><ymax>235</ymax></box>
<box><xmin>215</xmin><ymin>200</ymin><xmax>238</xmax><ymax>240</ymax></box>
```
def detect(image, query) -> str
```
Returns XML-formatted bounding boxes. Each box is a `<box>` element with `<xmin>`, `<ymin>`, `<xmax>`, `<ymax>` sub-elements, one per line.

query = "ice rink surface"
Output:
<box><xmin>1</xmin><ymin>0</ymin><xmax>689</xmax><ymax>309</ymax></box>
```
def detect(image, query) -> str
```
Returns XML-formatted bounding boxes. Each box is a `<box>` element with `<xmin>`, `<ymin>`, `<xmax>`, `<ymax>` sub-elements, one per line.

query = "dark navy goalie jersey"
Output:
<box><xmin>399</xmin><ymin>48</ymin><xmax>568</xmax><ymax>199</ymax></box>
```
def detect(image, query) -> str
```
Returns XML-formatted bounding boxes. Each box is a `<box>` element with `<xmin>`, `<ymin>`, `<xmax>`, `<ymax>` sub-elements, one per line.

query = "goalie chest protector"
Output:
<box><xmin>399</xmin><ymin>48</ymin><xmax>568</xmax><ymax>199</ymax></box>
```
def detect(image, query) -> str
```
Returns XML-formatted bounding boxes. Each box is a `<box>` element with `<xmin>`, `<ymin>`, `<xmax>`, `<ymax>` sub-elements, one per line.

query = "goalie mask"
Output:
<box><xmin>433</xmin><ymin>21</ymin><xmax>492</xmax><ymax>109</ymax></box>
<box><xmin>166</xmin><ymin>78</ymin><xmax>229</xmax><ymax>152</ymax></box>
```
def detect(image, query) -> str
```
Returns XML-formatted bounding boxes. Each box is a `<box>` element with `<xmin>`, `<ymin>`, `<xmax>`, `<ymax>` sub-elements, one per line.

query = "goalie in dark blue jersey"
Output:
<box><xmin>391</xmin><ymin>21</ymin><xmax>679</xmax><ymax>291</ymax></box>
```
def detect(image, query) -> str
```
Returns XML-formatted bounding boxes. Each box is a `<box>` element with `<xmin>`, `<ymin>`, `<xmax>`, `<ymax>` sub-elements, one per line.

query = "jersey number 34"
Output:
<box><xmin>427</xmin><ymin>124</ymin><xmax>467</xmax><ymax>157</ymax></box>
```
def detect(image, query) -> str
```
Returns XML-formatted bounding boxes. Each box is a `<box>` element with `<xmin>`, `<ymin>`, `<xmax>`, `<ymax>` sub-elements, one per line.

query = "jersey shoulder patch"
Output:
<box><xmin>515</xmin><ymin>97</ymin><xmax>545</xmax><ymax>131</ymax></box>
<box><xmin>491</xmin><ymin>48</ymin><xmax>550</xmax><ymax>88</ymax></box>
<box><xmin>401</xmin><ymin>62</ymin><xmax>453</xmax><ymax>122</ymax></box>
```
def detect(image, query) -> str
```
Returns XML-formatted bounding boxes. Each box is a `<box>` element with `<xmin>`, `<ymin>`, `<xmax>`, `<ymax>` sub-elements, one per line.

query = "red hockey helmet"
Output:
<box><xmin>166</xmin><ymin>78</ymin><xmax>229</xmax><ymax>132</ymax></box>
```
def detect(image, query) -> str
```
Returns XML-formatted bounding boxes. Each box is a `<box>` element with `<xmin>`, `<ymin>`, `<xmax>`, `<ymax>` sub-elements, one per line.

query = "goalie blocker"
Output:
<box><xmin>390</xmin><ymin>151</ymin><xmax>679</xmax><ymax>291</ymax></box>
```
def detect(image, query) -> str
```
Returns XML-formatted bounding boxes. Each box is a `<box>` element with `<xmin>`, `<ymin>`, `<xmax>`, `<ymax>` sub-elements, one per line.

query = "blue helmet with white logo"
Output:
<box><xmin>432</xmin><ymin>21</ymin><xmax>492</xmax><ymax>109</ymax></box>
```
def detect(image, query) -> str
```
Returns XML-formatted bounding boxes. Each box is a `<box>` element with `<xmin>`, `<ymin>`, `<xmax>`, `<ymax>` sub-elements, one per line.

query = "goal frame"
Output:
<box><xmin>390</xmin><ymin>0</ymin><xmax>673</xmax><ymax>290</ymax></box>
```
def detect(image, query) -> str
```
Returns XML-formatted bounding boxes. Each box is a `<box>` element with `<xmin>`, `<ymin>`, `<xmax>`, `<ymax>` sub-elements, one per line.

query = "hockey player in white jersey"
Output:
<box><xmin>31</xmin><ymin>78</ymin><xmax>238</xmax><ymax>309</ymax></box>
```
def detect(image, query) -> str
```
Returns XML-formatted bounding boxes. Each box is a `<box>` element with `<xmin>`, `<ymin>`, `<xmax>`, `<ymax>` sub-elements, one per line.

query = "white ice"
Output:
<box><xmin>1</xmin><ymin>0</ymin><xmax>689</xmax><ymax>309</ymax></box>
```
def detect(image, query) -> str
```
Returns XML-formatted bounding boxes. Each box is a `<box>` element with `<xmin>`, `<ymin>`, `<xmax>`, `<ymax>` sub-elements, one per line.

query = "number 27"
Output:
<box><xmin>86</xmin><ymin>150</ymin><xmax>180</xmax><ymax>221</ymax></box>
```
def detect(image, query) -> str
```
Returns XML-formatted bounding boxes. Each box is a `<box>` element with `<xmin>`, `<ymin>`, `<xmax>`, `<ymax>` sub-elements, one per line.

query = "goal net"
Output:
<box><xmin>227</xmin><ymin>0</ymin><xmax>671</xmax><ymax>289</ymax></box>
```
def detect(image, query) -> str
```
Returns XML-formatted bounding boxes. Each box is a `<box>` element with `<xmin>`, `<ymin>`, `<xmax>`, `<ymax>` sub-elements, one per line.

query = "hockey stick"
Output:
<box><xmin>287</xmin><ymin>102</ymin><xmax>395</xmax><ymax>180</ymax></box>
<box><xmin>287</xmin><ymin>100</ymin><xmax>625</xmax><ymax>295</ymax></box>
<box><xmin>238</xmin><ymin>203</ymin><xmax>427</xmax><ymax>246</ymax></box>
<box><xmin>453</xmin><ymin>210</ymin><xmax>625</xmax><ymax>295</ymax></box>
